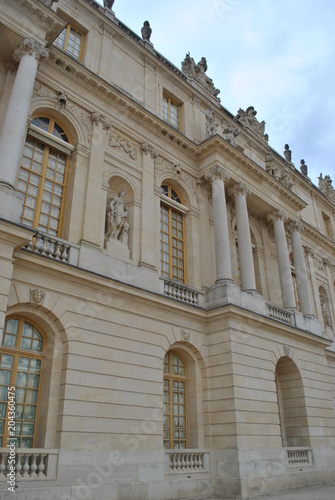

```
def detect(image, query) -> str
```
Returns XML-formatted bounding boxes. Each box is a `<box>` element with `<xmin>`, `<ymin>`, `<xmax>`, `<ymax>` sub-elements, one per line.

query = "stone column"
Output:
<box><xmin>268</xmin><ymin>210</ymin><xmax>296</xmax><ymax>310</ymax></box>
<box><xmin>288</xmin><ymin>221</ymin><xmax>314</xmax><ymax>316</ymax></box>
<box><xmin>0</xmin><ymin>38</ymin><xmax>49</xmax><ymax>189</ymax></box>
<box><xmin>205</xmin><ymin>166</ymin><xmax>232</xmax><ymax>283</ymax></box>
<box><xmin>229</xmin><ymin>182</ymin><xmax>256</xmax><ymax>291</ymax></box>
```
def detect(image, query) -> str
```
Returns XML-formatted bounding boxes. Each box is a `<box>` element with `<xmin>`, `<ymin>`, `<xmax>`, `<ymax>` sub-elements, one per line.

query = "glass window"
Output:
<box><xmin>0</xmin><ymin>318</ymin><xmax>45</xmax><ymax>448</ymax></box>
<box><xmin>18</xmin><ymin>117</ymin><xmax>70</xmax><ymax>236</ymax></box>
<box><xmin>163</xmin><ymin>95</ymin><xmax>181</xmax><ymax>130</ymax></box>
<box><xmin>164</xmin><ymin>351</ymin><xmax>187</xmax><ymax>449</ymax></box>
<box><xmin>53</xmin><ymin>25</ymin><xmax>83</xmax><ymax>60</ymax></box>
<box><xmin>160</xmin><ymin>185</ymin><xmax>186</xmax><ymax>284</ymax></box>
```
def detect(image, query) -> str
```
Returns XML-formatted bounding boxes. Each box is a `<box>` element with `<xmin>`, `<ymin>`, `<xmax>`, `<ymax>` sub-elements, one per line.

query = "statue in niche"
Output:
<box><xmin>103</xmin><ymin>0</ymin><xmax>115</xmax><ymax>9</ymax></box>
<box><xmin>141</xmin><ymin>21</ymin><xmax>152</xmax><ymax>41</ymax></box>
<box><xmin>105</xmin><ymin>190</ymin><xmax>129</xmax><ymax>245</ymax></box>
<box><xmin>320</xmin><ymin>294</ymin><xmax>332</xmax><ymax>328</ymax></box>
<box><xmin>235</xmin><ymin>106</ymin><xmax>266</xmax><ymax>138</ymax></box>
<box><xmin>181</xmin><ymin>53</ymin><xmax>220</xmax><ymax>97</ymax></box>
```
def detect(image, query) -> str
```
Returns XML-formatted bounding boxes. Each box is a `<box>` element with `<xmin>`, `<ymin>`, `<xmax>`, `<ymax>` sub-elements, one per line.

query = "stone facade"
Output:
<box><xmin>0</xmin><ymin>1</ymin><xmax>335</xmax><ymax>499</ymax></box>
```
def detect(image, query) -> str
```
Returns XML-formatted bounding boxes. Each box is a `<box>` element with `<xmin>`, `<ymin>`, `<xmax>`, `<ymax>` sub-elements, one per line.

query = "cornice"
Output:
<box><xmin>302</xmin><ymin>220</ymin><xmax>335</xmax><ymax>253</ymax></box>
<box><xmin>197</xmin><ymin>136</ymin><xmax>307</xmax><ymax>212</ymax></box>
<box><xmin>1</xmin><ymin>0</ymin><xmax>66</xmax><ymax>45</ymax></box>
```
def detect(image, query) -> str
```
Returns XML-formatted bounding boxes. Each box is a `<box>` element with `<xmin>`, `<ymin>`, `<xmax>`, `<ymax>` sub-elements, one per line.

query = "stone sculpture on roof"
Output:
<box><xmin>181</xmin><ymin>53</ymin><xmax>220</xmax><ymax>98</ymax></box>
<box><xmin>141</xmin><ymin>21</ymin><xmax>152</xmax><ymax>41</ymax></box>
<box><xmin>235</xmin><ymin>106</ymin><xmax>267</xmax><ymax>140</ymax></box>
<box><xmin>103</xmin><ymin>0</ymin><xmax>115</xmax><ymax>9</ymax></box>
<box><xmin>318</xmin><ymin>173</ymin><xmax>334</xmax><ymax>197</ymax></box>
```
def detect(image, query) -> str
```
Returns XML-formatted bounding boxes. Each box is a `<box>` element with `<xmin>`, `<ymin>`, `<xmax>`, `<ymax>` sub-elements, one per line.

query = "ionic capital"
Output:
<box><xmin>229</xmin><ymin>182</ymin><xmax>251</xmax><ymax>197</ymax></box>
<box><xmin>288</xmin><ymin>220</ymin><xmax>304</xmax><ymax>234</ymax></box>
<box><xmin>267</xmin><ymin>209</ymin><xmax>288</xmax><ymax>224</ymax></box>
<box><xmin>205</xmin><ymin>165</ymin><xmax>229</xmax><ymax>183</ymax></box>
<box><xmin>14</xmin><ymin>38</ymin><xmax>49</xmax><ymax>63</ymax></box>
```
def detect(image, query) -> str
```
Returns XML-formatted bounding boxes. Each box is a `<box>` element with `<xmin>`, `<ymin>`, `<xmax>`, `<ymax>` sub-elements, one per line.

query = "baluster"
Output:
<box><xmin>30</xmin><ymin>454</ymin><xmax>38</xmax><ymax>477</ymax></box>
<box><xmin>176</xmin><ymin>453</ymin><xmax>182</xmax><ymax>471</ymax></box>
<box><xmin>0</xmin><ymin>453</ymin><xmax>6</xmax><ymax>476</ymax></box>
<box><xmin>15</xmin><ymin>453</ymin><xmax>23</xmax><ymax>477</ymax></box>
<box><xmin>61</xmin><ymin>244</ymin><xmax>69</xmax><ymax>262</ymax></box>
<box><xmin>47</xmin><ymin>239</ymin><xmax>56</xmax><ymax>259</ymax></box>
<box><xmin>54</xmin><ymin>242</ymin><xmax>62</xmax><ymax>260</ymax></box>
<box><xmin>34</xmin><ymin>234</ymin><xmax>43</xmax><ymax>254</ymax></box>
<box><xmin>41</xmin><ymin>236</ymin><xmax>49</xmax><ymax>255</ymax></box>
<box><xmin>172</xmin><ymin>453</ymin><xmax>177</xmax><ymax>472</ymax></box>
<box><xmin>26</xmin><ymin>240</ymin><xmax>33</xmax><ymax>251</ymax></box>
<box><xmin>181</xmin><ymin>453</ymin><xmax>186</xmax><ymax>471</ymax></box>
<box><xmin>37</xmin><ymin>454</ymin><xmax>47</xmax><ymax>477</ymax></box>
<box><xmin>22</xmin><ymin>454</ymin><xmax>30</xmax><ymax>477</ymax></box>
<box><xmin>185</xmin><ymin>453</ymin><xmax>190</xmax><ymax>470</ymax></box>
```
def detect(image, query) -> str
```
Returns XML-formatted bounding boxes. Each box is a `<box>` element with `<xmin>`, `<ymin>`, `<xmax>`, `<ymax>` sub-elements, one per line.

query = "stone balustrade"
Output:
<box><xmin>0</xmin><ymin>448</ymin><xmax>59</xmax><ymax>479</ymax></box>
<box><xmin>267</xmin><ymin>303</ymin><xmax>295</xmax><ymax>326</ymax></box>
<box><xmin>164</xmin><ymin>280</ymin><xmax>199</xmax><ymax>305</ymax></box>
<box><xmin>165</xmin><ymin>450</ymin><xmax>209</xmax><ymax>473</ymax></box>
<box><xmin>286</xmin><ymin>447</ymin><xmax>313</xmax><ymax>467</ymax></box>
<box><xmin>23</xmin><ymin>232</ymin><xmax>79</xmax><ymax>266</ymax></box>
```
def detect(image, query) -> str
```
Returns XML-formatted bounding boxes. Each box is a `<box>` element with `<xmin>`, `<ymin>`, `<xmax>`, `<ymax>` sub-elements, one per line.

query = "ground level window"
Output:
<box><xmin>0</xmin><ymin>317</ymin><xmax>45</xmax><ymax>448</ymax></box>
<box><xmin>163</xmin><ymin>350</ymin><xmax>187</xmax><ymax>449</ymax></box>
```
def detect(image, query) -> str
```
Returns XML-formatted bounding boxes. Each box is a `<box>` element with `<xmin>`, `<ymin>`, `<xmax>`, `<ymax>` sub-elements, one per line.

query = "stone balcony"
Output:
<box><xmin>20</xmin><ymin>233</ymin><xmax>325</xmax><ymax>338</ymax></box>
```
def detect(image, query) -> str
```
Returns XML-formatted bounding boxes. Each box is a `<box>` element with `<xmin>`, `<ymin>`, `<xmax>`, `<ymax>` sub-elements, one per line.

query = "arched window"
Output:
<box><xmin>160</xmin><ymin>185</ymin><xmax>187</xmax><ymax>284</ymax></box>
<box><xmin>0</xmin><ymin>317</ymin><xmax>45</xmax><ymax>448</ymax></box>
<box><xmin>163</xmin><ymin>350</ymin><xmax>187</xmax><ymax>449</ymax></box>
<box><xmin>17</xmin><ymin>116</ymin><xmax>72</xmax><ymax>236</ymax></box>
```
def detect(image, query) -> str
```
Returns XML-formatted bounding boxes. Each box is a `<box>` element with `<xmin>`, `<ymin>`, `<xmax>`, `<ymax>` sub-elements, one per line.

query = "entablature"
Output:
<box><xmin>196</xmin><ymin>136</ymin><xmax>307</xmax><ymax>217</ymax></box>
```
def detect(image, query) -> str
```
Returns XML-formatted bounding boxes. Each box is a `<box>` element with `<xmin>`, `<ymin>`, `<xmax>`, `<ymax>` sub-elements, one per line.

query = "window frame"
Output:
<box><xmin>160</xmin><ymin>185</ymin><xmax>188</xmax><ymax>284</ymax></box>
<box><xmin>322</xmin><ymin>212</ymin><xmax>332</xmax><ymax>239</ymax></box>
<box><xmin>0</xmin><ymin>316</ymin><xmax>46</xmax><ymax>448</ymax></box>
<box><xmin>53</xmin><ymin>24</ymin><xmax>84</xmax><ymax>61</ymax></box>
<box><xmin>163</xmin><ymin>350</ymin><xmax>188</xmax><ymax>450</ymax></box>
<box><xmin>163</xmin><ymin>93</ymin><xmax>182</xmax><ymax>130</ymax></box>
<box><xmin>17</xmin><ymin>116</ymin><xmax>72</xmax><ymax>237</ymax></box>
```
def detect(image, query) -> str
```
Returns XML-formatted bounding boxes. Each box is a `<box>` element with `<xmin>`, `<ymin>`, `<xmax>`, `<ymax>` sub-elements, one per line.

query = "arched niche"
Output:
<box><xmin>104</xmin><ymin>175</ymin><xmax>136</xmax><ymax>260</ymax></box>
<box><xmin>275</xmin><ymin>356</ymin><xmax>310</xmax><ymax>447</ymax></box>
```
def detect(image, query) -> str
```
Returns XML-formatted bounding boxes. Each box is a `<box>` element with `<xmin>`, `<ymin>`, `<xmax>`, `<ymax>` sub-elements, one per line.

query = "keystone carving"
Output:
<box><xmin>30</xmin><ymin>288</ymin><xmax>46</xmax><ymax>305</ymax></box>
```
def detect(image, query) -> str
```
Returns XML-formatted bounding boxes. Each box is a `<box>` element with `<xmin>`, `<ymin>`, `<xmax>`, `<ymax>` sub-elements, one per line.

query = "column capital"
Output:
<box><xmin>140</xmin><ymin>142</ymin><xmax>159</xmax><ymax>158</ymax></box>
<box><xmin>91</xmin><ymin>112</ymin><xmax>112</xmax><ymax>131</ymax></box>
<box><xmin>304</xmin><ymin>245</ymin><xmax>315</xmax><ymax>257</ymax></box>
<box><xmin>14</xmin><ymin>38</ymin><xmax>49</xmax><ymax>63</ymax></box>
<box><xmin>267</xmin><ymin>209</ymin><xmax>288</xmax><ymax>224</ymax></box>
<box><xmin>228</xmin><ymin>182</ymin><xmax>251</xmax><ymax>197</ymax></box>
<box><xmin>205</xmin><ymin>165</ymin><xmax>229</xmax><ymax>182</ymax></box>
<box><xmin>288</xmin><ymin>220</ymin><xmax>304</xmax><ymax>233</ymax></box>
<box><xmin>322</xmin><ymin>257</ymin><xmax>332</xmax><ymax>268</ymax></box>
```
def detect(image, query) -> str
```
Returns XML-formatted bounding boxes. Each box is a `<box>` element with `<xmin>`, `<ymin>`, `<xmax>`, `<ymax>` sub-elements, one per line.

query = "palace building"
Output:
<box><xmin>0</xmin><ymin>1</ymin><xmax>335</xmax><ymax>498</ymax></box>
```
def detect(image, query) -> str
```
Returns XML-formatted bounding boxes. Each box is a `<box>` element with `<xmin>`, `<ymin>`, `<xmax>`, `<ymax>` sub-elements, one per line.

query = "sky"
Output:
<box><xmin>96</xmin><ymin>0</ymin><xmax>335</xmax><ymax>187</ymax></box>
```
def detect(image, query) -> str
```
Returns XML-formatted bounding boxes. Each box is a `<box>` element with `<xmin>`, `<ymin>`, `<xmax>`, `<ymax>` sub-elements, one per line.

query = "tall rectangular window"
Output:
<box><xmin>163</xmin><ymin>95</ymin><xmax>181</xmax><ymax>130</ymax></box>
<box><xmin>322</xmin><ymin>212</ymin><xmax>332</xmax><ymax>238</ymax></box>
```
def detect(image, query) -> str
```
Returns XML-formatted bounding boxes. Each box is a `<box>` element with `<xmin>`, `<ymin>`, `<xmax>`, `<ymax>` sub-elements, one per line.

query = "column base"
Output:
<box><xmin>0</xmin><ymin>184</ymin><xmax>23</xmax><ymax>223</ymax></box>
<box><xmin>205</xmin><ymin>280</ymin><xmax>266</xmax><ymax>314</ymax></box>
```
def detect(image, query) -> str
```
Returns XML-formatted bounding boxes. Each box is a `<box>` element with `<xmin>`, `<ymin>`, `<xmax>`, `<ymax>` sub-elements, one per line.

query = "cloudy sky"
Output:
<box><xmin>96</xmin><ymin>0</ymin><xmax>335</xmax><ymax>187</ymax></box>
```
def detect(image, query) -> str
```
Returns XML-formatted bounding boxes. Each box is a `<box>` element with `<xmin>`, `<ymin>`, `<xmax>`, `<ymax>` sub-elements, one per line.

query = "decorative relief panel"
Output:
<box><xmin>109</xmin><ymin>132</ymin><xmax>137</xmax><ymax>161</ymax></box>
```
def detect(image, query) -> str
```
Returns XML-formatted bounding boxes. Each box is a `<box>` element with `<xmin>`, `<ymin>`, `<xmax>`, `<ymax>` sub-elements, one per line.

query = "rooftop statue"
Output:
<box><xmin>181</xmin><ymin>53</ymin><xmax>220</xmax><ymax>98</ymax></box>
<box><xmin>318</xmin><ymin>173</ymin><xmax>334</xmax><ymax>196</ymax></box>
<box><xmin>103</xmin><ymin>0</ymin><xmax>115</xmax><ymax>9</ymax></box>
<box><xmin>141</xmin><ymin>21</ymin><xmax>152</xmax><ymax>42</ymax></box>
<box><xmin>283</xmin><ymin>144</ymin><xmax>292</xmax><ymax>163</ymax></box>
<box><xmin>300</xmin><ymin>159</ymin><xmax>308</xmax><ymax>177</ymax></box>
<box><xmin>235</xmin><ymin>106</ymin><xmax>267</xmax><ymax>140</ymax></box>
